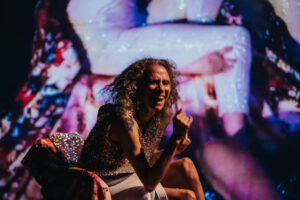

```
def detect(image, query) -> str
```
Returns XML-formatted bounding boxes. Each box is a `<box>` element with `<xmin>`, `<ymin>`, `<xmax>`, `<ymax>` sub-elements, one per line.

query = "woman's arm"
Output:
<box><xmin>110</xmin><ymin>109</ymin><xmax>192</xmax><ymax>190</ymax></box>
<box><xmin>150</xmin><ymin>136</ymin><xmax>191</xmax><ymax>166</ymax></box>
<box><xmin>179</xmin><ymin>46</ymin><xmax>235</xmax><ymax>76</ymax></box>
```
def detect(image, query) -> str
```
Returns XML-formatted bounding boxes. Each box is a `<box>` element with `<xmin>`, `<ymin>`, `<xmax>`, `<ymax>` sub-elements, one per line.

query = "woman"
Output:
<box><xmin>79</xmin><ymin>58</ymin><xmax>205</xmax><ymax>200</ymax></box>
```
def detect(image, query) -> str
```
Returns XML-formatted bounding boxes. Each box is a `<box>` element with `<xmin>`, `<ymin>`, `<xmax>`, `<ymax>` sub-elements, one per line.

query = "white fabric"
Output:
<box><xmin>104</xmin><ymin>173</ymin><xmax>168</xmax><ymax>200</ymax></box>
<box><xmin>147</xmin><ymin>0</ymin><xmax>223</xmax><ymax>23</ymax></box>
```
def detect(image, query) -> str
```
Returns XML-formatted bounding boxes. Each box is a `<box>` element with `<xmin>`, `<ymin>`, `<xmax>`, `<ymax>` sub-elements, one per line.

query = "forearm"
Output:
<box><xmin>149</xmin><ymin>149</ymin><xmax>163</xmax><ymax>167</ymax></box>
<box><xmin>179</xmin><ymin>55</ymin><xmax>215</xmax><ymax>76</ymax></box>
<box><xmin>143</xmin><ymin>136</ymin><xmax>180</xmax><ymax>190</ymax></box>
<box><xmin>144</xmin><ymin>110</ymin><xmax>193</xmax><ymax>189</ymax></box>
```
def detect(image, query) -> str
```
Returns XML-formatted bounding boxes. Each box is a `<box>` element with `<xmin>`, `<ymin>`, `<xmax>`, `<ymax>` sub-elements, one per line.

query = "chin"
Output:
<box><xmin>153</xmin><ymin>105</ymin><xmax>164</xmax><ymax>112</ymax></box>
<box><xmin>147</xmin><ymin>102</ymin><xmax>165</xmax><ymax>113</ymax></box>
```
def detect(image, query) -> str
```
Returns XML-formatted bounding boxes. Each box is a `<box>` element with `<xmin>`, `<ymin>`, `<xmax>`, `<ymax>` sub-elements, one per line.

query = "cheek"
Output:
<box><xmin>165</xmin><ymin>87</ymin><xmax>171</xmax><ymax>98</ymax></box>
<box><xmin>148</xmin><ymin>85</ymin><xmax>157</xmax><ymax>91</ymax></box>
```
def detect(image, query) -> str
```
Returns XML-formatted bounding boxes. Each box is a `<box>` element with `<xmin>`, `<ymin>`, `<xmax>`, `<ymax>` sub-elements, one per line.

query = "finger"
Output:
<box><xmin>177</xmin><ymin>110</ymin><xmax>189</xmax><ymax>120</ymax></box>
<box><xmin>225</xmin><ymin>58</ymin><xmax>237</xmax><ymax>64</ymax></box>
<box><xmin>222</xmin><ymin>64</ymin><xmax>234</xmax><ymax>73</ymax></box>
<box><xmin>181</xmin><ymin>137</ymin><xmax>189</xmax><ymax>144</ymax></box>
<box><xmin>185</xmin><ymin>138</ymin><xmax>191</xmax><ymax>144</ymax></box>
<box><xmin>174</xmin><ymin>109</ymin><xmax>184</xmax><ymax>121</ymax></box>
<box><xmin>219</xmin><ymin>46</ymin><xmax>233</xmax><ymax>55</ymax></box>
<box><xmin>179</xmin><ymin>136</ymin><xmax>185</xmax><ymax>144</ymax></box>
<box><xmin>175</xmin><ymin>108</ymin><xmax>183</xmax><ymax>116</ymax></box>
<box><xmin>181</xmin><ymin>114</ymin><xmax>189</xmax><ymax>123</ymax></box>
<box><xmin>181</xmin><ymin>138</ymin><xmax>191</xmax><ymax>146</ymax></box>
<box><xmin>185</xmin><ymin>131</ymin><xmax>189</xmax><ymax>138</ymax></box>
<box><xmin>180</xmin><ymin>137</ymin><xmax>189</xmax><ymax>145</ymax></box>
<box><xmin>176</xmin><ymin>112</ymin><xmax>185</xmax><ymax>121</ymax></box>
<box><xmin>187</xmin><ymin>116</ymin><xmax>193</xmax><ymax>126</ymax></box>
<box><xmin>176</xmin><ymin>108</ymin><xmax>183</xmax><ymax>115</ymax></box>
<box><xmin>179</xmin><ymin>138</ymin><xmax>185</xmax><ymax>145</ymax></box>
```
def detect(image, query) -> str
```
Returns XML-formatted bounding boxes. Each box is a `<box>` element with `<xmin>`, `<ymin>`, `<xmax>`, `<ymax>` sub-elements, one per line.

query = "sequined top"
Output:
<box><xmin>78</xmin><ymin>104</ymin><xmax>162</xmax><ymax>177</ymax></box>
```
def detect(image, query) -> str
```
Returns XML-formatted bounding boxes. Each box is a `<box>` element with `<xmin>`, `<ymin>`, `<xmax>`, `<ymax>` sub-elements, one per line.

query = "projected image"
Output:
<box><xmin>0</xmin><ymin>0</ymin><xmax>299</xmax><ymax>199</ymax></box>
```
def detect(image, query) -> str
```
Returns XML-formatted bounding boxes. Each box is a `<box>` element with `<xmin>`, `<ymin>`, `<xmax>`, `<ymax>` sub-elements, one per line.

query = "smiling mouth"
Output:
<box><xmin>152</xmin><ymin>96</ymin><xmax>165</xmax><ymax>103</ymax></box>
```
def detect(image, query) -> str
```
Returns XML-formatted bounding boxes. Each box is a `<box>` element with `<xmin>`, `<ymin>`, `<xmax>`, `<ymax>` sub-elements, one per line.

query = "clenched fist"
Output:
<box><xmin>173</xmin><ymin>109</ymin><xmax>193</xmax><ymax>139</ymax></box>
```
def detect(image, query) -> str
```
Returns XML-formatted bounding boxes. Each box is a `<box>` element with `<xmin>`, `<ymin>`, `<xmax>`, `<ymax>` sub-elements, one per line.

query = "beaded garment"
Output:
<box><xmin>79</xmin><ymin>104</ymin><xmax>162</xmax><ymax>177</ymax></box>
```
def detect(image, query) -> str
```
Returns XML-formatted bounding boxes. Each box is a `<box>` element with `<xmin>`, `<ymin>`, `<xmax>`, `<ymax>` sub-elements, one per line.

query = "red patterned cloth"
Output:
<box><xmin>22</xmin><ymin>133</ymin><xmax>111</xmax><ymax>200</ymax></box>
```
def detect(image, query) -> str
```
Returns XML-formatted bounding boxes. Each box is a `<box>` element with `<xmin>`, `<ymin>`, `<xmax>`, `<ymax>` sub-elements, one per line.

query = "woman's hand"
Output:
<box><xmin>175</xmin><ymin>136</ymin><xmax>191</xmax><ymax>155</ymax></box>
<box><xmin>180</xmin><ymin>46</ymin><xmax>236</xmax><ymax>76</ymax></box>
<box><xmin>172</xmin><ymin>109</ymin><xmax>193</xmax><ymax>140</ymax></box>
<box><xmin>204</xmin><ymin>46</ymin><xmax>236</xmax><ymax>75</ymax></box>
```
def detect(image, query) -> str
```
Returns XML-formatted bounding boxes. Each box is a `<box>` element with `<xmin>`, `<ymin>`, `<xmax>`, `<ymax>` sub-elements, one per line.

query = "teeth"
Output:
<box><xmin>153</xmin><ymin>97</ymin><xmax>164</xmax><ymax>102</ymax></box>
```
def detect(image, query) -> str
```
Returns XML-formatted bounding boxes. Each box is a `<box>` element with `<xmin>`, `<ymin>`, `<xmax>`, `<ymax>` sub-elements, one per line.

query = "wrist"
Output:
<box><xmin>169</xmin><ymin>135</ymin><xmax>182</xmax><ymax>147</ymax></box>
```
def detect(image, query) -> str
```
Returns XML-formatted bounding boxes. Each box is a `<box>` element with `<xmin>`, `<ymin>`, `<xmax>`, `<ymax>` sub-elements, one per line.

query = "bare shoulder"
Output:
<box><xmin>109</xmin><ymin>112</ymin><xmax>139</xmax><ymax>142</ymax></box>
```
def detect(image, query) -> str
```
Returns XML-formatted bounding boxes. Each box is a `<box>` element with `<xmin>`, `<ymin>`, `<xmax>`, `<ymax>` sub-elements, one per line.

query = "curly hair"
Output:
<box><xmin>102</xmin><ymin>58</ymin><xmax>179</xmax><ymax>132</ymax></box>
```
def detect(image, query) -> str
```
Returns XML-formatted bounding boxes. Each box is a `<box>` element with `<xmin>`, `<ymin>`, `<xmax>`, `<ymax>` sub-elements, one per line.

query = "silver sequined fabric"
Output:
<box><xmin>79</xmin><ymin>104</ymin><xmax>162</xmax><ymax>177</ymax></box>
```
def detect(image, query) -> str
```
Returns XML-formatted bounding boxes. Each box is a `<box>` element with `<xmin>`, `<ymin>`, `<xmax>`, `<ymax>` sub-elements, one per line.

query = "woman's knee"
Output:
<box><xmin>181</xmin><ymin>189</ymin><xmax>197</xmax><ymax>200</ymax></box>
<box><xmin>165</xmin><ymin>188</ymin><xmax>196</xmax><ymax>200</ymax></box>
<box><xmin>178</xmin><ymin>158</ymin><xmax>198</xmax><ymax>180</ymax></box>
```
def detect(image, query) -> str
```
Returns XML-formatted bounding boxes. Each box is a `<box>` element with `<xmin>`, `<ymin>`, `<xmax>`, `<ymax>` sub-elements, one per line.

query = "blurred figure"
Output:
<box><xmin>67</xmin><ymin>0</ymin><xmax>252</xmax><ymax>136</ymax></box>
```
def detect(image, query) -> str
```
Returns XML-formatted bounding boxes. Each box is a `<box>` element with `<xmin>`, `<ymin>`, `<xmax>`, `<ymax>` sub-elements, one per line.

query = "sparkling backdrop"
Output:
<box><xmin>0</xmin><ymin>0</ymin><xmax>299</xmax><ymax>199</ymax></box>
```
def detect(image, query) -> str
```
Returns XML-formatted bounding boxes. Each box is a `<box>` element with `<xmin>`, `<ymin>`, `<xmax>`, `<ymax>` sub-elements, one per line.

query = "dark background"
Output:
<box><xmin>0</xmin><ymin>0</ymin><xmax>37</xmax><ymax>115</ymax></box>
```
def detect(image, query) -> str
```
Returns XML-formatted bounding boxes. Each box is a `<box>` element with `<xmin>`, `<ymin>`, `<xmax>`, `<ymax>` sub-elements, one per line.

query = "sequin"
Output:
<box><xmin>49</xmin><ymin>132</ymin><xmax>84</xmax><ymax>164</ymax></box>
<box><xmin>79</xmin><ymin>104</ymin><xmax>162</xmax><ymax>177</ymax></box>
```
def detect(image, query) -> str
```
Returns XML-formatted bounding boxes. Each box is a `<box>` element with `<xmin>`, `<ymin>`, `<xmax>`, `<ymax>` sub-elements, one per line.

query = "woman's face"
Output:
<box><xmin>143</xmin><ymin>64</ymin><xmax>171</xmax><ymax>114</ymax></box>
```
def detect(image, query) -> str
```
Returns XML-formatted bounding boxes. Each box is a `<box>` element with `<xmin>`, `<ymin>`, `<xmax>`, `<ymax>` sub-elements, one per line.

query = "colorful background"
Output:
<box><xmin>1</xmin><ymin>0</ymin><xmax>300</xmax><ymax>199</ymax></box>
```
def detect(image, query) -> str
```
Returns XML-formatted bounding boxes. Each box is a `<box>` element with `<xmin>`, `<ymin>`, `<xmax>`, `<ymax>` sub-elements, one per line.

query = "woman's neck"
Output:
<box><xmin>137</xmin><ymin>109</ymin><xmax>155</xmax><ymax>128</ymax></box>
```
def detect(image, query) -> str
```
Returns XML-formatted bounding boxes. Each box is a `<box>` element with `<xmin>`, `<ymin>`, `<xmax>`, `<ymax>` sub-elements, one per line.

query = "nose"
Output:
<box><xmin>156</xmin><ymin>82</ymin><xmax>165</xmax><ymax>94</ymax></box>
